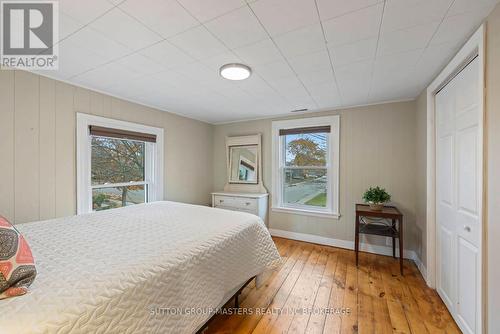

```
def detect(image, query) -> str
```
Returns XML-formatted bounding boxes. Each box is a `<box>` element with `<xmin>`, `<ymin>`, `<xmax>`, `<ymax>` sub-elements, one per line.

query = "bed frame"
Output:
<box><xmin>195</xmin><ymin>276</ymin><xmax>256</xmax><ymax>334</ymax></box>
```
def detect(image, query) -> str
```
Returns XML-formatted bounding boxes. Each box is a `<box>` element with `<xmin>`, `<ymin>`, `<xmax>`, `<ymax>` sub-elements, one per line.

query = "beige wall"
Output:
<box><xmin>213</xmin><ymin>101</ymin><xmax>418</xmax><ymax>250</ymax></box>
<box><xmin>415</xmin><ymin>91</ymin><xmax>427</xmax><ymax>266</ymax></box>
<box><xmin>0</xmin><ymin>70</ymin><xmax>213</xmax><ymax>224</ymax></box>
<box><xmin>486</xmin><ymin>4</ymin><xmax>500</xmax><ymax>332</ymax></box>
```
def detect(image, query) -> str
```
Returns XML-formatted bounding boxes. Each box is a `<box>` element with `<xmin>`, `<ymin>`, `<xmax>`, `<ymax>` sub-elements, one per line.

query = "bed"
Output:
<box><xmin>0</xmin><ymin>201</ymin><xmax>281</xmax><ymax>334</ymax></box>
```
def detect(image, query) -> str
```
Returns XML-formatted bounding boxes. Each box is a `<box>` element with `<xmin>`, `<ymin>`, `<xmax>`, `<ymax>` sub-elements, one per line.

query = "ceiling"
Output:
<box><xmin>34</xmin><ymin>0</ymin><xmax>498</xmax><ymax>123</ymax></box>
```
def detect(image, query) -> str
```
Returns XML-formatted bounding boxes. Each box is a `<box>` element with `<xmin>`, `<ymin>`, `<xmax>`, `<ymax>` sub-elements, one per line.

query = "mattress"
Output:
<box><xmin>0</xmin><ymin>201</ymin><xmax>281</xmax><ymax>334</ymax></box>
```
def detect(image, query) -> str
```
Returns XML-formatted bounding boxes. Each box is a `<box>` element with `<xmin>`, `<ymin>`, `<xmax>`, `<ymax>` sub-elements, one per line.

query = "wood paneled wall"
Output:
<box><xmin>0</xmin><ymin>70</ymin><xmax>214</xmax><ymax>224</ymax></box>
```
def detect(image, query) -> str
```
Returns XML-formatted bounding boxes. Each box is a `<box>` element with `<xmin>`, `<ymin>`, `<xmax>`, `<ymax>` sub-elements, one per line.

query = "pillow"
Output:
<box><xmin>0</xmin><ymin>216</ymin><xmax>37</xmax><ymax>299</ymax></box>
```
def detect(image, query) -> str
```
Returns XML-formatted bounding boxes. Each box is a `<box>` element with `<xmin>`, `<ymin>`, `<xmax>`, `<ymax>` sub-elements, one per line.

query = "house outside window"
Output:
<box><xmin>272</xmin><ymin>115</ymin><xmax>340</xmax><ymax>218</ymax></box>
<box><xmin>77</xmin><ymin>114</ymin><xmax>164</xmax><ymax>214</ymax></box>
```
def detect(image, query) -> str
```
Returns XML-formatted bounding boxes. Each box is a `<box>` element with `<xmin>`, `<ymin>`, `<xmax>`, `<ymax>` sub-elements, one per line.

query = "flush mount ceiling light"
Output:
<box><xmin>219</xmin><ymin>63</ymin><xmax>252</xmax><ymax>81</ymax></box>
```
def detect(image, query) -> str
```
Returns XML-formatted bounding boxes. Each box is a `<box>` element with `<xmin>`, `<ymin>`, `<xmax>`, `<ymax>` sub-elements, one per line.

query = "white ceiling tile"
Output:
<box><xmin>255</xmin><ymin>60</ymin><xmax>295</xmax><ymax>81</ymax></box>
<box><xmin>151</xmin><ymin>69</ymin><xmax>201</xmax><ymax>88</ymax></box>
<box><xmin>288</xmin><ymin>49</ymin><xmax>331</xmax><ymax>75</ymax></box>
<box><xmin>414</xmin><ymin>41</ymin><xmax>460</xmax><ymax>85</ymax></box>
<box><xmin>373</xmin><ymin>49</ymin><xmax>422</xmax><ymax>77</ymax></box>
<box><xmin>250</xmin><ymin>0</ymin><xmax>319</xmax><ymax>36</ymax></box>
<box><xmin>316</xmin><ymin>0</ymin><xmax>382</xmax><ymax>21</ymax></box>
<box><xmin>233</xmin><ymin>39</ymin><xmax>283</xmax><ymax>65</ymax></box>
<box><xmin>89</xmin><ymin>8</ymin><xmax>162</xmax><ymax>50</ymax></box>
<box><xmin>25</xmin><ymin>0</ymin><xmax>499</xmax><ymax>123</ymax></box>
<box><xmin>323</xmin><ymin>4</ymin><xmax>383</xmax><ymax>47</ymax></box>
<box><xmin>298</xmin><ymin>67</ymin><xmax>334</xmax><ymax>86</ymax></box>
<box><xmin>266</xmin><ymin>76</ymin><xmax>317</xmax><ymax>110</ymax></box>
<box><xmin>330</xmin><ymin>37</ymin><xmax>377</xmax><ymax>66</ymax></box>
<box><xmin>177</xmin><ymin>0</ymin><xmax>246</xmax><ymax>22</ymax></box>
<box><xmin>174</xmin><ymin>62</ymin><xmax>220</xmax><ymax>84</ymax></box>
<box><xmin>205</xmin><ymin>6</ymin><xmax>268</xmax><ymax>49</ymax></box>
<box><xmin>168</xmin><ymin>25</ymin><xmax>228</xmax><ymax>60</ymax></box>
<box><xmin>52</xmin><ymin>40</ymin><xmax>108</xmax><ymax>79</ymax></box>
<box><xmin>335</xmin><ymin>60</ymin><xmax>373</xmax><ymax>103</ymax></box>
<box><xmin>447</xmin><ymin>0</ymin><xmax>499</xmax><ymax>17</ymax></box>
<box><xmin>59</xmin><ymin>14</ymin><xmax>84</xmax><ymax>41</ymax></box>
<box><xmin>381</xmin><ymin>0</ymin><xmax>452</xmax><ymax>33</ymax></box>
<box><xmin>140</xmin><ymin>40</ymin><xmax>195</xmax><ymax>69</ymax></box>
<box><xmin>113</xmin><ymin>53</ymin><xmax>165</xmax><ymax>76</ymax></box>
<box><xmin>370</xmin><ymin>67</ymin><xmax>412</xmax><ymax>92</ymax></box>
<box><xmin>307</xmin><ymin>81</ymin><xmax>341</xmax><ymax>108</ymax></box>
<box><xmin>369</xmin><ymin>81</ymin><xmax>421</xmax><ymax>102</ymax></box>
<box><xmin>200</xmin><ymin>51</ymin><xmax>242</xmax><ymax>71</ymax></box>
<box><xmin>59</xmin><ymin>0</ymin><xmax>113</xmax><ymax>25</ymax></box>
<box><xmin>236</xmin><ymin>75</ymin><xmax>278</xmax><ymax>96</ymax></box>
<box><xmin>378</xmin><ymin>22</ymin><xmax>438</xmax><ymax>56</ymax></box>
<box><xmin>104</xmin><ymin>76</ymin><xmax>154</xmax><ymax>99</ymax></box>
<box><xmin>266</xmin><ymin>75</ymin><xmax>304</xmax><ymax>92</ymax></box>
<box><xmin>273</xmin><ymin>23</ymin><xmax>326</xmax><ymax>58</ymax></box>
<box><xmin>119</xmin><ymin>0</ymin><xmax>199</xmax><ymax>38</ymax></box>
<box><xmin>63</xmin><ymin>26</ymin><xmax>132</xmax><ymax>62</ymax></box>
<box><xmin>370</xmin><ymin>64</ymin><xmax>424</xmax><ymax>101</ymax></box>
<box><xmin>430</xmin><ymin>10</ymin><xmax>488</xmax><ymax>46</ymax></box>
<box><xmin>73</xmin><ymin>62</ymin><xmax>141</xmax><ymax>91</ymax></box>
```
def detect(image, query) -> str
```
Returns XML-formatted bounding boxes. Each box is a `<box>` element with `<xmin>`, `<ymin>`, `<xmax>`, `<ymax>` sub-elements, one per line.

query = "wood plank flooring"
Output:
<box><xmin>205</xmin><ymin>237</ymin><xmax>460</xmax><ymax>334</ymax></box>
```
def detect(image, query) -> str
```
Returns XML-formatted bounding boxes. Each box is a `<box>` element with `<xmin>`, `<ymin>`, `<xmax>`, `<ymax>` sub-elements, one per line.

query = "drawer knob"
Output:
<box><xmin>220</xmin><ymin>199</ymin><xmax>224</xmax><ymax>203</ymax></box>
<box><xmin>245</xmin><ymin>202</ymin><xmax>251</xmax><ymax>206</ymax></box>
<box><xmin>464</xmin><ymin>225</ymin><xmax>471</xmax><ymax>232</ymax></box>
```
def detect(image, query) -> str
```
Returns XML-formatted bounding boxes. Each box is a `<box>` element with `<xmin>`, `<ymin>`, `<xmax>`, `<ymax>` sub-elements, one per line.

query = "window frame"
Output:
<box><xmin>271</xmin><ymin>115</ymin><xmax>340</xmax><ymax>219</ymax></box>
<box><xmin>76</xmin><ymin>113</ymin><xmax>164</xmax><ymax>214</ymax></box>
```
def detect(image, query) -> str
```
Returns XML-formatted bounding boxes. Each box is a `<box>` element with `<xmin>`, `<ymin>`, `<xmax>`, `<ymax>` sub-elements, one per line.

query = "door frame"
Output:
<box><xmin>425</xmin><ymin>24</ymin><xmax>485</xmax><ymax>330</ymax></box>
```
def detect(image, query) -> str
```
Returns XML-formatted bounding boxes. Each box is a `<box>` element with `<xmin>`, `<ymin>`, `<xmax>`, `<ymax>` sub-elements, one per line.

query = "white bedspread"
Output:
<box><xmin>0</xmin><ymin>201</ymin><xmax>280</xmax><ymax>334</ymax></box>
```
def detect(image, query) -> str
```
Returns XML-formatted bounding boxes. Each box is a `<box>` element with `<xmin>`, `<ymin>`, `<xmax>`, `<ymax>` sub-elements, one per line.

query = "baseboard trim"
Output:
<box><xmin>412</xmin><ymin>253</ymin><xmax>428</xmax><ymax>283</ymax></box>
<box><xmin>269</xmin><ymin>228</ymin><xmax>429</xmax><ymax>281</ymax></box>
<box><xmin>269</xmin><ymin>228</ymin><xmax>417</xmax><ymax>260</ymax></box>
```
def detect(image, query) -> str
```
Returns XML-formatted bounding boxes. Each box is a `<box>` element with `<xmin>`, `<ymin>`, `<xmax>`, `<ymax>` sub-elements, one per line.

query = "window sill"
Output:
<box><xmin>271</xmin><ymin>207</ymin><xmax>340</xmax><ymax>219</ymax></box>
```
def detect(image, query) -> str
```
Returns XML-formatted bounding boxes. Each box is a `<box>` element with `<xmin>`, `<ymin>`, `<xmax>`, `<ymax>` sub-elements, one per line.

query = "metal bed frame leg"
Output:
<box><xmin>234</xmin><ymin>292</ymin><xmax>240</xmax><ymax>308</ymax></box>
<box><xmin>196</xmin><ymin>276</ymin><xmax>255</xmax><ymax>334</ymax></box>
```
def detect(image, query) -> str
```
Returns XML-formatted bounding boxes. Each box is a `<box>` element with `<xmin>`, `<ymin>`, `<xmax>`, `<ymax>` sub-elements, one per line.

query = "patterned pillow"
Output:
<box><xmin>0</xmin><ymin>216</ymin><xmax>37</xmax><ymax>299</ymax></box>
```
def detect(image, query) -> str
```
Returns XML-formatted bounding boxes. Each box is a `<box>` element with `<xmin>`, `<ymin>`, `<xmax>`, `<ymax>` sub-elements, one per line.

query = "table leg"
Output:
<box><xmin>355</xmin><ymin>214</ymin><xmax>359</xmax><ymax>267</ymax></box>
<box><xmin>392</xmin><ymin>219</ymin><xmax>396</xmax><ymax>258</ymax></box>
<box><xmin>399</xmin><ymin>216</ymin><xmax>404</xmax><ymax>275</ymax></box>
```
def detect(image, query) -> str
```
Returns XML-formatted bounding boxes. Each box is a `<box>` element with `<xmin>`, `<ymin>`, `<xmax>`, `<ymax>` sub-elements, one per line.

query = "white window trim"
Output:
<box><xmin>271</xmin><ymin>115</ymin><xmax>340</xmax><ymax>219</ymax></box>
<box><xmin>76</xmin><ymin>113</ymin><xmax>164</xmax><ymax>214</ymax></box>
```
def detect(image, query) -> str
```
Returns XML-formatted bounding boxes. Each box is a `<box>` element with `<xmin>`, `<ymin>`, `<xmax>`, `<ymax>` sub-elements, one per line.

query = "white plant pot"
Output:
<box><xmin>368</xmin><ymin>203</ymin><xmax>384</xmax><ymax>211</ymax></box>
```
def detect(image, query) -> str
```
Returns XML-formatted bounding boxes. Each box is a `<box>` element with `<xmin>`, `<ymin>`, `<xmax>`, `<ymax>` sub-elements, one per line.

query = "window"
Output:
<box><xmin>77</xmin><ymin>114</ymin><xmax>164</xmax><ymax>214</ymax></box>
<box><xmin>272</xmin><ymin>116</ymin><xmax>340</xmax><ymax>218</ymax></box>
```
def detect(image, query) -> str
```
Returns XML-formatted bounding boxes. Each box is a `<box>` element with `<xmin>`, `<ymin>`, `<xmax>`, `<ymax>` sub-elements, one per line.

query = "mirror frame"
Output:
<box><xmin>224</xmin><ymin>134</ymin><xmax>267</xmax><ymax>194</ymax></box>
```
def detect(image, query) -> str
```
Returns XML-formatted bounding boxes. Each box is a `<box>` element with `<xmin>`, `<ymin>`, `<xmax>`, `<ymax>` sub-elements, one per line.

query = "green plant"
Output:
<box><xmin>92</xmin><ymin>193</ymin><xmax>107</xmax><ymax>209</ymax></box>
<box><xmin>362</xmin><ymin>186</ymin><xmax>391</xmax><ymax>204</ymax></box>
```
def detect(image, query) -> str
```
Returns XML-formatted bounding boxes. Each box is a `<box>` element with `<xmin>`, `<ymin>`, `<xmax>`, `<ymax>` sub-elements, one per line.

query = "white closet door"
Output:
<box><xmin>435</xmin><ymin>57</ymin><xmax>482</xmax><ymax>334</ymax></box>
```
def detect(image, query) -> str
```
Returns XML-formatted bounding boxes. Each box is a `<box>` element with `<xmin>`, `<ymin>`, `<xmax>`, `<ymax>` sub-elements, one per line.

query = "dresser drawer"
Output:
<box><xmin>213</xmin><ymin>195</ymin><xmax>257</xmax><ymax>211</ymax></box>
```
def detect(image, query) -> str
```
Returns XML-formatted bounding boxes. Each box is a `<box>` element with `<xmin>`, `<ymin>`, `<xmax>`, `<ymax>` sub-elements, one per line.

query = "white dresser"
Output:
<box><xmin>211</xmin><ymin>192</ymin><xmax>269</xmax><ymax>225</ymax></box>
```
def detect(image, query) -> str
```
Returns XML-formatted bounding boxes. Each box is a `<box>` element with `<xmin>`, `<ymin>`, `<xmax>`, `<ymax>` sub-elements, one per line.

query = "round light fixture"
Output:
<box><xmin>219</xmin><ymin>63</ymin><xmax>252</xmax><ymax>81</ymax></box>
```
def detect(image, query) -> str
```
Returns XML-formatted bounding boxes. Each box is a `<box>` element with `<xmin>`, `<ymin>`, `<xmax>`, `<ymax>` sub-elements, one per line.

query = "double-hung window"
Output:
<box><xmin>272</xmin><ymin>115</ymin><xmax>340</xmax><ymax>218</ymax></box>
<box><xmin>77</xmin><ymin>114</ymin><xmax>164</xmax><ymax>214</ymax></box>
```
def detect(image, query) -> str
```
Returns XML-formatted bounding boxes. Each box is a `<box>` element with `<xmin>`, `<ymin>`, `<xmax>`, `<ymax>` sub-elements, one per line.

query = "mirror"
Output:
<box><xmin>229</xmin><ymin>145</ymin><xmax>258</xmax><ymax>184</ymax></box>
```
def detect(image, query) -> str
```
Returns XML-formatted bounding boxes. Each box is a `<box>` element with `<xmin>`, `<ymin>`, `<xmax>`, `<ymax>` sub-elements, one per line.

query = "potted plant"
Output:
<box><xmin>362</xmin><ymin>186</ymin><xmax>391</xmax><ymax>211</ymax></box>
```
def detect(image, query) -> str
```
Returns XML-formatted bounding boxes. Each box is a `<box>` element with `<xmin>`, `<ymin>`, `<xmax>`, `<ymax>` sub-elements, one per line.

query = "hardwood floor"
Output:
<box><xmin>205</xmin><ymin>237</ymin><xmax>460</xmax><ymax>334</ymax></box>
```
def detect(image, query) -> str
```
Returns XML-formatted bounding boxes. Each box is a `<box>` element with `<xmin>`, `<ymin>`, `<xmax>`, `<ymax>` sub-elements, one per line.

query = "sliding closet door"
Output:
<box><xmin>436</xmin><ymin>56</ymin><xmax>482</xmax><ymax>334</ymax></box>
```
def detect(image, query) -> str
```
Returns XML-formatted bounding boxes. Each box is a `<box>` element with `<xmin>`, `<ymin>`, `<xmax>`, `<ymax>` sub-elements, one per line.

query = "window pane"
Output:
<box><xmin>92</xmin><ymin>185</ymin><xmax>146</xmax><ymax>211</ymax></box>
<box><xmin>284</xmin><ymin>133</ymin><xmax>327</xmax><ymax>166</ymax></box>
<box><xmin>91</xmin><ymin>136</ymin><xmax>145</xmax><ymax>185</ymax></box>
<box><xmin>283</xmin><ymin>168</ymin><xmax>327</xmax><ymax>208</ymax></box>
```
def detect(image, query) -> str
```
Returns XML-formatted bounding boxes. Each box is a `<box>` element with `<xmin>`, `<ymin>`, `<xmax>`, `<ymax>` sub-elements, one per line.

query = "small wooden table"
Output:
<box><xmin>355</xmin><ymin>204</ymin><xmax>404</xmax><ymax>275</ymax></box>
